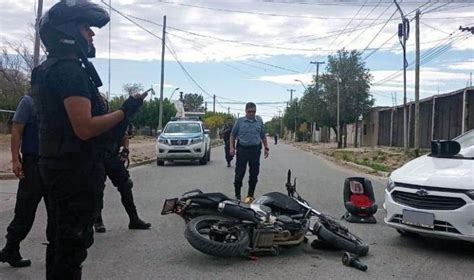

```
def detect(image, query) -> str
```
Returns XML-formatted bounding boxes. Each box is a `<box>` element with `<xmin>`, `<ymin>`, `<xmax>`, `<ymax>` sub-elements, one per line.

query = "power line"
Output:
<box><xmin>155</xmin><ymin>0</ymin><xmax>406</xmax><ymax>21</ymax></box>
<box><xmin>373</xmin><ymin>30</ymin><xmax>469</xmax><ymax>86</ymax></box>
<box><xmin>360</xmin><ymin>8</ymin><xmax>398</xmax><ymax>55</ymax></box>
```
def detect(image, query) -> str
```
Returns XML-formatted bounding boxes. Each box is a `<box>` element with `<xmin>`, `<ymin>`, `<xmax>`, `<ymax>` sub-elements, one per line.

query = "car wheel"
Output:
<box><xmin>206</xmin><ymin>147</ymin><xmax>211</xmax><ymax>162</ymax></box>
<box><xmin>199</xmin><ymin>152</ymin><xmax>208</xmax><ymax>165</ymax></box>
<box><xmin>157</xmin><ymin>159</ymin><xmax>165</xmax><ymax>166</ymax></box>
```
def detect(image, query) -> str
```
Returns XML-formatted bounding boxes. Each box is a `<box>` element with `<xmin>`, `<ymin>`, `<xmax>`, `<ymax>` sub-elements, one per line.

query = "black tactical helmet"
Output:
<box><xmin>39</xmin><ymin>0</ymin><xmax>110</xmax><ymax>58</ymax></box>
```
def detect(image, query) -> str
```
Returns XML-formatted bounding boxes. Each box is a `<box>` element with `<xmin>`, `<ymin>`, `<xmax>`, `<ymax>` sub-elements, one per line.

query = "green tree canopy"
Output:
<box><xmin>182</xmin><ymin>93</ymin><xmax>204</xmax><ymax>112</ymax></box>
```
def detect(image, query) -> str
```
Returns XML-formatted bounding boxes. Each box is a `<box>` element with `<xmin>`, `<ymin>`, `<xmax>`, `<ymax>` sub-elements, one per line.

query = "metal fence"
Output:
<box><xmin>362</xmin><ymin>87</ymin><xmax>474</xmax><ymax>148</ymax></box>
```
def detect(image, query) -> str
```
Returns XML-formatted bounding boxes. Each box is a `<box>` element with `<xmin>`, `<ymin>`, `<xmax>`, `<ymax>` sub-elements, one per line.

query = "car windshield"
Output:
<box><xmin>453</xmin><ymin>130</ymin><xmax>474</xmax><ymax>159</ymax></box>
<box><xmin>164</xmin><ymin>123</ymin><xmax>201</xmax><ymax>134</ymax></box>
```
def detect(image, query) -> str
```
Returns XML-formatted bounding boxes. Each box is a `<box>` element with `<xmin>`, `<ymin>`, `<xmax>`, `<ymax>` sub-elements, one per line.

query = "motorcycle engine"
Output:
<box><xmin>276</xmin><ymin>215</ymin><xmax>304</xmax><ymax>232</ymax></box>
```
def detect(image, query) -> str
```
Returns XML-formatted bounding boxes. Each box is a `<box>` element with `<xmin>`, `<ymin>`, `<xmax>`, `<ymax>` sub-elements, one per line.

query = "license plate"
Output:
<box><xmin>402</xmin><ymin>209</ymin><xmax>434</xmax><ymax>229</ymax></box>
<box><xmin>161</xmin><ymin>198</ymin><xmax>178</xmax><ymax>215</ymax></box>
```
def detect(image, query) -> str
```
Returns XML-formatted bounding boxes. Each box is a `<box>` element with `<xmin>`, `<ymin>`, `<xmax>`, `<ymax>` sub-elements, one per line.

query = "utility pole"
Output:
<box><xmin>288</xmin><ymin>89</ymin><xmax>296</xmax><ymax>140</ymax></box>
<box><xmin>158</xmin><ymin>15</ymin><xmax>166</xmax><ymax>130</ymax></box>
<box><xmin>336</xmin><ymin>75</ymin><xmax>341</xmax><ymax>148</ymax></box>
<box><xmin>278</xmin><ymin>109</ymin><xmax>282</xmax><ymax>138</ymax></box>
<box><xmin>228</xmin><ymin>107</ymin><xmax>230</xmax><ymax>114</ymax></box>
<box><xmin>107</xmin><ymin>0</ymin><xmax>112</xmax><ymax>100</ymax></box>
<box><xmin>204</xmin><ymin>102</ymin><xmax>208</xmax><ymax>112</ymax></box>
<box><xmin>310</xmin><ymin>61</ymin><xmax>325</xmax><ymax>143</ymax></box>
<box><xmin>414</xmin><ymin>9</ymin><xmax>420</xmax><ymax>157</ymax></box>
<box><xmin>213</xmin><ymin>95</ymin><xmax>216</xmax><ymax>113</ymax></box>
<box><xmin>395</xmin><ymin>0</ymin><xmax>410</xmax><ymax>152</ymax></box>
<box><xmin>33</xmin><ymin>0</ymin><xmax>44</xmax><ymax>68</ymax></box>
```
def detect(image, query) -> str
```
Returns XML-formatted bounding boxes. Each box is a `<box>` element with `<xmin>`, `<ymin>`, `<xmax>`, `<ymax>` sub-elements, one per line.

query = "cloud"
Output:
<box><xmin>447</xmin><ymin>59</ymin><xmax>474</xmax><ymax>70</ymax></box>
<box><xmin>3</xmin><ymin>1</ymin><xmax>472</xmax><ymax>63</ymax></box>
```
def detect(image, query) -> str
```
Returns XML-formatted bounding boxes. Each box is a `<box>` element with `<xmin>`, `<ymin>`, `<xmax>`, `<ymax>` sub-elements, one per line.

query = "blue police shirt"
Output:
<box><xmin>231</xmin><ymin>116</ymin><xmax>266</xmax><ymax>146</ymax></box>
<box><xmin>12</xmin><ymin>95</ymin><xmax>39</xmax><ymax>156</ymax></box>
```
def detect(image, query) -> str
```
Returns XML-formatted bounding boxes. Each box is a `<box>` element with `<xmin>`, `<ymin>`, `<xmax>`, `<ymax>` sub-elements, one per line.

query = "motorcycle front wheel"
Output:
<box><xmin>184</xmin><ymin>215</ymin><xmax>250</xmax><ymax>257</ymax></box>
<box><xmin>314</xmin><ymin>221</ymin><xmax>369</xmax><ymax>256</ymax></box>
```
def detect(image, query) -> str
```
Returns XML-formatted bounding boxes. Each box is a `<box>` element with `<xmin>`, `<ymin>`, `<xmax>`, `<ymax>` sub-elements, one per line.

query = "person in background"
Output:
<box><xmin>0</xmin><ymin>94</ymin><xmax>46</xmax><ymax>268</ymax></box>
<box><xmin>219</xmin><ymin>116</ymin><xmax>234</xmax><ymax>167</ymax></box>
<box><xmin>229</xmin><ymin>102</ymin><xmax>269</xmax><ymax>203</ymax></box>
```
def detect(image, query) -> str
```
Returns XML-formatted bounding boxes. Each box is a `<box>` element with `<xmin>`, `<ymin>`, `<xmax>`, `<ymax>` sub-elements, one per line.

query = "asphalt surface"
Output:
<box><xmin>0</xmin><ymin>141</ymin><xmax>473</xmax><ymax>280</ymax></box>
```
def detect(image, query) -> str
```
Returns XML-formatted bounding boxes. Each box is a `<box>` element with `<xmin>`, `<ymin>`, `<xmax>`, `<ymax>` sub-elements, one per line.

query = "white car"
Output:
<box><xmin>384</xmin><ymin>129</ymin><xmax>474</xmax><ymax>242</ymax></box>
<box><xmin>156</xmin><ymin>119</ymin><xmax>211</xmax><ymax>166</ymax></box>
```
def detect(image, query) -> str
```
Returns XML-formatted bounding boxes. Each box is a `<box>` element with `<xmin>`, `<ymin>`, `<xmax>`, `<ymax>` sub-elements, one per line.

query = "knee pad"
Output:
<box><xmin>117</xmin><ymin>179</ymin><xmax>133</xmax><ymax>192</ymax></box>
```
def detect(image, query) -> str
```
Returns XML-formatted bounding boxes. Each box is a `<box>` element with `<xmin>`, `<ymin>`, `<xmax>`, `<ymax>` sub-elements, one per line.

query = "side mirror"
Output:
<box><xmin>157</xmin><ymin>129</ymin><xmax>162</xmax><ymax>135</ymax></box>
<box><xmin>204</xmin><ymin>129</ymin><xmax>210</xmax><ymax>134</ymax></box>
<box><xmin>430</xmin><ymin>140</ymin><xmax>461</xmax><ymax>158</ymax></box>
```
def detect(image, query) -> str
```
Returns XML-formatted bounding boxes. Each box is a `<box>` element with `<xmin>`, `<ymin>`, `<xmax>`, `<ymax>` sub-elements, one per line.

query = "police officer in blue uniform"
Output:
<box><xmin>34</xmin><ymin>1</ymin><xmax>145</xmax><ymax>278</ymax></box>
<box><xmin>0</xmin><ymin>95</ymin><xmax>45</xmax><ymax>268</ymax></box>
<box><xmin>229</xmin><ymin>102</ymin><xmax>269</xmax><ymax>204</ymax></box>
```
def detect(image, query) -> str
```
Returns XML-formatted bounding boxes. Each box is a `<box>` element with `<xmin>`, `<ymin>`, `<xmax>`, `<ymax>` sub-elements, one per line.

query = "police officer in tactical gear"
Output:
<box><xmin>0</xmin><ymin>95</ymin><xmax>46</xmax><ymax>268</ymax></box>
<box><xmin>219</xmin><ymin>116</ymin><xmax>234</xmax><ymax>167</ymax></box>
<box><xmin>229</xmin><ymin>102</ymin><xmax>269</xmax><ymax>204</ymax></box>
<box><xmin>33</xmin><ymin>1</ymin><xmax>145</xmax><ymax>279</ymax></box>
<box><xmin>93</xmin><ymin>96</ymin><xmax>151</xmax><ymax>233</ymax></box>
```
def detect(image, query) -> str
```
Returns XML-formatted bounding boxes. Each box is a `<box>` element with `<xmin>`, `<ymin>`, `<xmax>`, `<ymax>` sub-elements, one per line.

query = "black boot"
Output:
<box><xmin>128</xmin><ymin>213</ymin><xmax>151</xmax><ymax>230</ymax></box>
<box><xmin>93</xmin><ymin>215</ymin><xmax>106</xmax><ymax>233</ymax></box>
<box><xmin>0</xmin><ymin>243</ymin><xmax>31</xmax><ymax>267</ymax></box>
<box><xmin>119</xmin><ymin>188</ymin><xmax>151</xmax><ymax>230</ymax></box>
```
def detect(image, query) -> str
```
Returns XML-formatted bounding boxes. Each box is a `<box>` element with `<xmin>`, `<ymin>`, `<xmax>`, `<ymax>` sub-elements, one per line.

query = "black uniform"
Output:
<box><xmin>0</xmin><ymin>96</ymin><xmax>47</xmax><ymax>268</ymax></box>
<box><xmin>94</xmin><ymin>140</ymin><xmax>150</xmax><ymax>230</ymax></box>
<box><xmin>221</xmin><ymin>122</ymin><xmax>234</xmax><ymax>165</ymax></box>
<box><xmin>33</xmin><ymin>58</ymin><xmax>108</xmax><ymax>279</ymax></box>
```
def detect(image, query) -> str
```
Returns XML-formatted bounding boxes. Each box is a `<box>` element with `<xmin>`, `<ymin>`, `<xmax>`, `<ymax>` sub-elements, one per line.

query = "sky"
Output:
<box><xmin>1</xmin><ymin>0</ymin><xmax>473</xmax><ymax>121</ymax></box>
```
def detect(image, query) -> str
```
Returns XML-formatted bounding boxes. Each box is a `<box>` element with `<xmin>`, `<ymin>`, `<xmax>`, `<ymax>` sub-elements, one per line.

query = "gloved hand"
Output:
<box><xmin>121</xmin><ymin>95</ymin><xmax>144</xmax><ymax>120</ymax></box>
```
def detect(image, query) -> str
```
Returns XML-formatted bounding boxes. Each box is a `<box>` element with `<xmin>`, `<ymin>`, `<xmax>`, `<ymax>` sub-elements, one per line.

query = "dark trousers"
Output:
<box><xmin>224</xmin><ymin>139</ymin><xmax>233</xmax><ymax>164</ymax></box>
<box><xmin>94</xmin><ymin>155</ymin><xmax>137</xmax><ymax>221</ymax></box>
<box><xmin>234</xmin><ymin>145</ymin><xmax>261</xmax><ymax>198</ymax></box>
<box><xmin>5</xmin><ymin>156</ymin><xmax>49</xmax><ymax>249</ymax></box>
<box><xmin>41</xmin><ymin>160</ymin><xmax>105</xmax><ymax>280</ymax></box>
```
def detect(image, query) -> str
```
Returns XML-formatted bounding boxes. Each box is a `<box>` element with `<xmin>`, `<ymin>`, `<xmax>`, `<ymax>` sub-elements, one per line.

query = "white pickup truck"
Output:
<box><xmin>155</xmin><ymin>119</ymin><xmax>211</xmax><ymax>166</ymax></box>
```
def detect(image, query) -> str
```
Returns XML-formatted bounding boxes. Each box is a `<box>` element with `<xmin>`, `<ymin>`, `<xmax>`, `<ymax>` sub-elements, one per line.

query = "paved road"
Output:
<box><xmin>0</xmin><ymin>142</ymin><xmax>473</xmax><ymax>280</ymax></box>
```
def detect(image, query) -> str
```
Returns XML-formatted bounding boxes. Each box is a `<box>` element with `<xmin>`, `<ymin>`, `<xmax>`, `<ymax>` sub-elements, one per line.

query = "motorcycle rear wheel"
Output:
<box><xmin>314</xmin><ymin>222</ymin><xmax>369</xmax><ymax>256</ymax></box>
<box><xmin>184</xmin><ymin>215</ymin><xmax>249</xmax><ymax>257</ymax></box>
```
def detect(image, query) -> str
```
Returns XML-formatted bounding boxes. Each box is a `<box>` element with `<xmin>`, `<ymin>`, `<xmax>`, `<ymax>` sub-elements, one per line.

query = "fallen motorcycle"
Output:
<box><xmin>161</xmin><ymin>170</ymin><xmax>369</xmax><ymax>257</ymax></box>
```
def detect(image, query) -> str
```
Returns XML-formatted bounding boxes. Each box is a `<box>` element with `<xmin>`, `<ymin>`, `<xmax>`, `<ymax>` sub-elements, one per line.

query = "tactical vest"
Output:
<box><xmin>31</xmin><ymin>58</ymin><xmax>108</xmax><ymax>160</ymax></box>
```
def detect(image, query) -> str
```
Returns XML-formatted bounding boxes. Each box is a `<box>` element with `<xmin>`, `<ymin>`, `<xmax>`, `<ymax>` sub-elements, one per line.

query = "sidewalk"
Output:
<box><xmin>0</xmin><ymin>135</ymin><xmax>158</xmax><ymax>179</ymax></box>
<box><xmin>290</xmin><ymin>141</ymin><xmax>422</xmax><ymax>177</ymax></box>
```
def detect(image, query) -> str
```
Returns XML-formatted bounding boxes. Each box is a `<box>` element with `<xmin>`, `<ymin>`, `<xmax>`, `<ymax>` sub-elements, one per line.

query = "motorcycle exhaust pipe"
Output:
<box><xmin>342</xmin><ymin>252</ymin><xmax>368</xmax><ymax>271</ymax></box>
<box><xmin>218</xmin><ymin>202</ymin><xmax>259</xmax><ymax>223</ymax></box>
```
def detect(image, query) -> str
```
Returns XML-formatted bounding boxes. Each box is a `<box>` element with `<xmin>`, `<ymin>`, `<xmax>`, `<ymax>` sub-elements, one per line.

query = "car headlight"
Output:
<box><xmin>191</xmin><ymin>137</ymin><xmax>203</xmax><ymax>144</ymax></box>
<box><xmin>158</xmin><ymin>138</ymin><xmax>168</xmax><ymax>145</ymax></box>
<box><xmin>465</xmin><ymin>190</ymin><xmax>474</xmax><ymax>200</ymax></box>
<box><xmin>386</xmin><ymin>178</ymin><xmax>396</xmax><ymax>192</ymax></box>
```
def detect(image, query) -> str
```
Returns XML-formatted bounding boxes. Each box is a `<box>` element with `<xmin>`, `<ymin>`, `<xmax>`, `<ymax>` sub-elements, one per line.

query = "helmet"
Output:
<box><xmin>39</xmin><ymin>0</ymin><xmax>110</xmax><ymax>58</ymax></box>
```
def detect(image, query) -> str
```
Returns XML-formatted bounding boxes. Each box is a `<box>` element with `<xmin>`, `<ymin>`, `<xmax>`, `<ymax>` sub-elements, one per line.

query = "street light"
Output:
<box><xmin>395</xmin><ymin>0</ymin><xmax>409</xmax><ymax>152</ymax></box>
<box><xmin>294</xmin><ymin>79</ymin><xmax>308</xmax><ymax>91</ymax></box>
<box><xmin>169</xmin><ymin>87</ymin><xmax>180</xmax><ymax>100</ymax></box>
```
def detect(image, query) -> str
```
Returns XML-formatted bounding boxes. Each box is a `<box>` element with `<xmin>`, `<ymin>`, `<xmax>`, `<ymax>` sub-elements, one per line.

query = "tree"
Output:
<box><xmin>182</xmin><ymin>93</ymin><xmax>204</xmax><ymax>112</ymax></box>
<box><xmin>108</xmin><ymin>95</ymin><xmax>177</xmax><ymax>132</ymax></box>
<box><xmin>301</xmin><ymin>49</ymin><xmax>373</xmax><ymax>148</ymax></box>
<box><xmin>122</xmin><ymin>83</ymin><xmax>144</xmax><ymax>96</ymax></box>
<box><xmin>282</xmin><ymin>98</ymin><xmax>307</xmax><ymax>141</ymax></box>
<box><xmin>265</xmin><ymin>116</ymin><xmax>282</xmax><ymax>137</ymax></box>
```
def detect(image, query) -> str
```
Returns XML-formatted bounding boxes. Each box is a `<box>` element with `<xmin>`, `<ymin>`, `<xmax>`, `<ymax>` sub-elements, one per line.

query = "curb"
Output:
<box><xmin>0</xmin><ymin>173</ymin><xmax>17</xmax><ymax>180</ymax></box>
<box><xmin>0</xmin><ymin>140</ymin><xmax>225</xmax><ymax>179</ymax></box>
<box><xmin>128</xmin><ymin>158</ymin><xmax>156</xmax><ymax>169</ymax></box>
